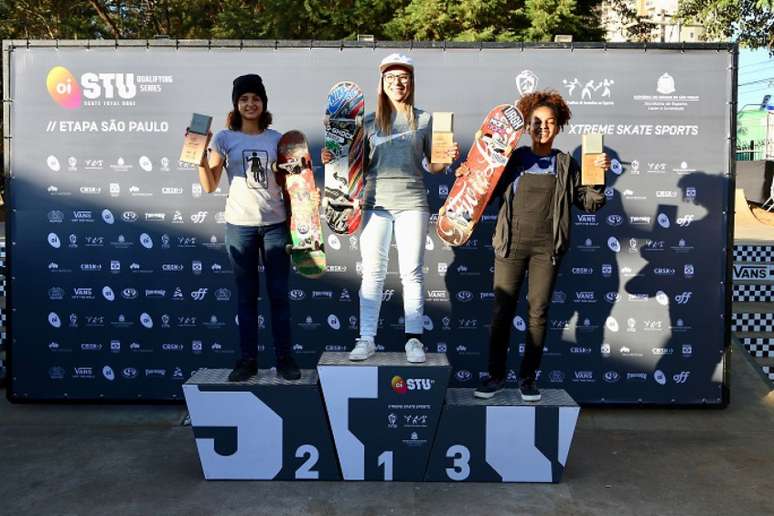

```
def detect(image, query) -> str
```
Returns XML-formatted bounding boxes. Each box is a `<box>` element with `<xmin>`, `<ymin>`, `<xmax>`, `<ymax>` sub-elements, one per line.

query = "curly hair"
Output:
<box><xmin>517</xmin><ymin>90</ymin><xmax>572</xmax><ymax>130</ymax></box>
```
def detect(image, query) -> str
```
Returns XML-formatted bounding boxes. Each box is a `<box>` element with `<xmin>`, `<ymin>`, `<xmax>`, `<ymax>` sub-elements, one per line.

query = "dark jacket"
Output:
<box><xmin>491</xmin><ymin>147</ymin><xmax>606</xmax><ymax>258</ymax></box>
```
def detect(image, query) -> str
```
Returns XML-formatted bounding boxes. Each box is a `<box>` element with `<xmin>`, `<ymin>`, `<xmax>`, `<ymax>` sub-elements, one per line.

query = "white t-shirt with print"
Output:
<box><xmin>211</xmin><ymin>128</ymin><xmax>286</xmax><ymax>226</ymax></box>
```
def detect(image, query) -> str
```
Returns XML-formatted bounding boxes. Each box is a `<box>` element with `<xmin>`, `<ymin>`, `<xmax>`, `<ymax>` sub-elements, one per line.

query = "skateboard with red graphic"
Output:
<box><xmin>323</xmin><ymin>81</ymin><xmax>365</xmax><ymax>234</ymax></box>
<box><xmin>275</xmin><ymin>130</ymin><xmax>326</xmax><ymax>278</ymax></box>
<box><xmin>436</xmin><ymin>104</ymin><xmax>525</xmax><ymax>246</ymax></box>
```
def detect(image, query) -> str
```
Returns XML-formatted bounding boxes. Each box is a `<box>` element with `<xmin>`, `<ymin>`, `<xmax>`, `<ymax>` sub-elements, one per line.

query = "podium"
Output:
<box><xmin>425</xmin><ymin>388</ymin><xmax>580</xmax><ymax>482</ymax></box>
<box><xmin>182</xmin><ymin>368</ymin><xmax>340</xmax><ymax>480</ymax></box>
<box><xmin>317</xmin><ymin>352</ymin><xmax>451</xmax><ymax>481</ymax></box>
<box><xmin>183</xmin><ymin>359</ymin><xmax>581</xmax><ymax>483</ymax></box>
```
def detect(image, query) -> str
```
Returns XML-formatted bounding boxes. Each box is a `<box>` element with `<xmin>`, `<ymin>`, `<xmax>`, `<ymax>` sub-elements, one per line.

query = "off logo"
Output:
<box><xmin>47</xmin><ymin>66</ymin><xmax>81</xmax><ymax>109</ymax></box>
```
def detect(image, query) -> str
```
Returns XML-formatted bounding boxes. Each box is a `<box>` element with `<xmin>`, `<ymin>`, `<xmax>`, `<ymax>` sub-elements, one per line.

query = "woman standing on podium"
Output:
<box><xmin>199</xmin><ymin>74</ymin><xmax>301</xmax><ymax>382</ymax></box>
<box><xmin>323</xmin><ymin>53</ymin><xmax>459</xmax><ymax>364</ymax></box>
<box><xmin>472</xmin><ymin>90</ymin><xmax>609</xmax><ymax>402</ymax></box>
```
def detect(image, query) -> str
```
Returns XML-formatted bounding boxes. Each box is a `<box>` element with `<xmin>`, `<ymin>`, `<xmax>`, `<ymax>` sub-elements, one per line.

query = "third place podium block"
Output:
<box><xmin>425</xmin><ymin>388</ymin><xmax>580</xmax><ymax>483</ymax></box>
<box><xmin>183</xmin><ymin>368</ymin><xmax>340</xmax><ymax>480</ymax></box>
<box><xmin>317</xmin><ymin>352</ymin><xmax>451</xmax><ymax>481</ymax></box>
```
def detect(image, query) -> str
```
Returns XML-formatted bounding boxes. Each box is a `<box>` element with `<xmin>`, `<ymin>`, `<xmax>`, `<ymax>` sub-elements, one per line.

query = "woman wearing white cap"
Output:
<box><xmin>323</xmin><ymin>53</ymin><xmax>458</xmax><ymax>363</ymax></box>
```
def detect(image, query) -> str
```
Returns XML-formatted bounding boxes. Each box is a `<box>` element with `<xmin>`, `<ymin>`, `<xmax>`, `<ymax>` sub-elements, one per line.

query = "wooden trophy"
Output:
<box><xmin>581</xmin><ymin>133</ymin><xmax>605</xmax><ymax>185</ymax></box>
<box><xmin>179</xmin><ymin>113</ymin><xmax>212</xmax><ymax>165</ymax></box>
<box><xmin>431</xmin><ymin>112</ymin><xmax>454</xmax><ymax>164</ymax></box>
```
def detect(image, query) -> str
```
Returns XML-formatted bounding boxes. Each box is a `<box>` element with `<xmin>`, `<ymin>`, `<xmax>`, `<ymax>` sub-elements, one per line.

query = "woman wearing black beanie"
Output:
<box><xmin>199</xmin><ymin>74</ymin><xmax>300</xmax><ymax>382</ymax></box>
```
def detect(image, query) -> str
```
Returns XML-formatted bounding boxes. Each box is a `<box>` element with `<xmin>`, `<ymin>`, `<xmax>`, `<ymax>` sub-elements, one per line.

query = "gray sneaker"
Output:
<box><xmin>349</xmin><ymin>338</ymin><xmax>376</xmax><ymax>361</ymax></box>
<box><xmin>404</xmin><ymin>338</ymin><xmax>426</xmax><ymax>363</ymax></box>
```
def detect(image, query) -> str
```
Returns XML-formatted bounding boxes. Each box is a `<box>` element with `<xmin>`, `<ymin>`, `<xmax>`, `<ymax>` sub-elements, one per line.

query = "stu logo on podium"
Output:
<box><xmin>391</xmin><ymin>375</ymin><xmax>434</xmax><ymax>393</ymax></box>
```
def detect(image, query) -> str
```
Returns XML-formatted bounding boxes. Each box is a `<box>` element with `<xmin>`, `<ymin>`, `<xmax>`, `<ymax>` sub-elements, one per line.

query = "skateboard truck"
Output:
<box><xmin>285</xmin><ymin>241</ymin><xmax>324</xmax><ymax>254</ymax></box>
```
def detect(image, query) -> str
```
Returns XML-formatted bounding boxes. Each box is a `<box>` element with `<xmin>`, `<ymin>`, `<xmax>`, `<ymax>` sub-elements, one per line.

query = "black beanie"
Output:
<box><xmin>232</xmin><ymin>74</ymin><xmax>267</xmax><ymax>108</ymax></box>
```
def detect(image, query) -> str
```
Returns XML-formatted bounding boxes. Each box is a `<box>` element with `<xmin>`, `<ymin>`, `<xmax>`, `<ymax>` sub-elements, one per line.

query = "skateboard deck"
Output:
<box><xmin>323</xmin><ymin>81</ymin><xmax>365</xmax><ymax>235</ymax></box>
<box><xmin>436</xmin><ymin>104</ymin><xmax>525</xmax><ymax>246</ymax></box>
<box><xmin>276</xmin><ymin>130</ymin><xmax>326</xmax><ymax>278</ymax></box>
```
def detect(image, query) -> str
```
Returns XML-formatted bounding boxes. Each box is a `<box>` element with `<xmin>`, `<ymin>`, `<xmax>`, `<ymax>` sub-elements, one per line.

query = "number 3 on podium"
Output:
<box><xmin>446</xmin><ymin>444</ymin><xmax>471</xmax><ymax>481</ymax></box>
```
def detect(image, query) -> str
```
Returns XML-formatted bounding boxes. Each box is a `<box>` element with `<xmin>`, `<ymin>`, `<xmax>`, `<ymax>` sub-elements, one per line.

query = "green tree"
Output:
<box><xmin>601</xmin><ymin>0</ymin><xmax>656</xmax><ymax>43</ymax></box>
<box><xmin>0</xmin><ymin>0</ymin><xmax>608</xmax><ymax>42</ymax></box>
<box><xmin>384</xmin><ymin>0</ymin><xmax>603</xmax><ymax>42</ymax></box>
<box><xmin>521</xmin><ymin>0</ymin><xmax>604</xmax><ymax>41</ymax></box>
<box><xmin>0</xmin><ymin>1</ymin><xmax>106</xmax><ymax>39</ymax></box>
<box><xmin>676</xmin><ymin>0</ymin><xmax>773</xmax><ymax>51</ymax></box>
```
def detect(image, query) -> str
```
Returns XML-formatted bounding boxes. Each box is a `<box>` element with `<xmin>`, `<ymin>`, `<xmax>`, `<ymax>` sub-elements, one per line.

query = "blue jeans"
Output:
<box><xmin>225</xmin><ymin>222</ymin><xmax>291</xmax><ymax>360</ymax></box>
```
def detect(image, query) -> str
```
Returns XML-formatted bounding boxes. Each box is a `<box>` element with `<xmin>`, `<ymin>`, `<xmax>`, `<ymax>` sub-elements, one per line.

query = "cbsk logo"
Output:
<box><xmin>47</xmin><ymin>66</ymin><xmax>137</xmax><ymax>109</ymax></box>
<box><xmin>391</xmin><ymin>375</ymin><xmax>433</xmax><ymax>394</ymax></box>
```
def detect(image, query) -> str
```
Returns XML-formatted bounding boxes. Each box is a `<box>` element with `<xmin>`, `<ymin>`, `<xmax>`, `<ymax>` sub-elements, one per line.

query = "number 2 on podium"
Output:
<box><xmin>294</xmin><ymin>444</ymin><xmax>320</xmax><ymax>479</ymax></box>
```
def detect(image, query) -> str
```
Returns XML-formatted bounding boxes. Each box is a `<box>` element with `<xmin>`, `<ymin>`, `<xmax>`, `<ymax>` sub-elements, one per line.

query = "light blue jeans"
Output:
<box><xmin>358</xmin><ymin>209</ymin><xmax>429</xmax><ymax>338</ymax></box>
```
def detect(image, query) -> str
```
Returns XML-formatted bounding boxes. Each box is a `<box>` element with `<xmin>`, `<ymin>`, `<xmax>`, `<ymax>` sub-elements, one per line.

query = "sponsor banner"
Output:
<box><xmin>8</xmin><ymin>44</ymin><xmax>730</xmax><ymax>404</ymax></box>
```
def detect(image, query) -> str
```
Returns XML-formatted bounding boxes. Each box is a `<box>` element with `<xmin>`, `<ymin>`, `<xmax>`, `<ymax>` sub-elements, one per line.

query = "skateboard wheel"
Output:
<box><xmin>285</xmin><ymin>244</ymin><xmax>292</xmax><ymax>255</ymax></box>
<box><xmin>474</xmin><ymin>130</ymin><xmax>482</xmax><ymax>141</ymax></box>
<box><xmin>504</xmin><ymin>145</ymin><xmax>513</xmax><ymax>155</ymax></box>
<box><xmin>272</xmin><ymin>162</ymin><xmax>278</xmax><ymax>173</ymax></box>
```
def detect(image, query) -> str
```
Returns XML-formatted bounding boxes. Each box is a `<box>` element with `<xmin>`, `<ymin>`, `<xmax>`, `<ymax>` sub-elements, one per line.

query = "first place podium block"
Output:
<box><xmin>425</xmin><ymin>388</ymin><xmax>580</xmax><ymax>483</ymax></box>
<box><xmin>317</xmin><ymin>352</ymin><xmax>451</xmax><ymax>481</ymax></box>
<box><xmin>183</xmin><ymin>368</ymin><xmax>340</xmax><ymax>480</ymax></box>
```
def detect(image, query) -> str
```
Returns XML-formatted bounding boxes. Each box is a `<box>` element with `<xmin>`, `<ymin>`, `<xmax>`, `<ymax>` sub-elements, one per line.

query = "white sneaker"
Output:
<box><xmin>405</xmin><ymin>338</ymin><xmax>426</xmax><ymax>363</ymax></box>
<box><xmin>349</xmin><ymin>338</ymin><xmax>376</xmax><ymax>361</ymax></box>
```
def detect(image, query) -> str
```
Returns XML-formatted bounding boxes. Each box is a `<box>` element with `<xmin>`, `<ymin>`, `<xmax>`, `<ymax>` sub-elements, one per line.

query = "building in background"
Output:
<box><xmin>602</xmin><ymin>0</ymin><xmax>705</xmax><ymax>43</ymax></box>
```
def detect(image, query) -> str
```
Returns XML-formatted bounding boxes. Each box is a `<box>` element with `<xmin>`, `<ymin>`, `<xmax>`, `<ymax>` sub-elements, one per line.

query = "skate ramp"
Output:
<box><xmin>735</xmin><ymin>188</ymin><xmax>774</xmax><ymax>243</ymax></box>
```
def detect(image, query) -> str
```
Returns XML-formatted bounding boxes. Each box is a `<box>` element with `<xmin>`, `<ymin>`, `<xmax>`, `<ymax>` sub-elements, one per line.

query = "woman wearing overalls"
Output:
<box><xmin>473</xmin><ymin>90</ymin><xmax>609</xmax><ymax>401</ymax></box>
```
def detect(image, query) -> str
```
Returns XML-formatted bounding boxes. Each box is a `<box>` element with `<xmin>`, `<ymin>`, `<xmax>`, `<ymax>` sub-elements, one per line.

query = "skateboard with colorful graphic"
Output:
<box><xmin>436</xmin><ymin>104</ymin><xmax>525</xmax><ymax>246</ymax></box>
<box><xmin>275</xmin><ymin>130</ymin><xmax>326</xmax><ymax>278</ymax></box>
<box><xmin>323</xmin><ymin>81</ymin><xmax>365</xmax><ymax>234</ymax></box>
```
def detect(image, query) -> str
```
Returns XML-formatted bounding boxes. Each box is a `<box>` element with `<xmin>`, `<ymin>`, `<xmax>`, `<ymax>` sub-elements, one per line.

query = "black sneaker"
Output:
<box><xmin>474</xmin><ymin>377</ymin><xmax>505</xmax><ymax>399</ymax></box>
<box><xmin>277</xmin><ymin>355</ymin><xmax>301</xmax><ymax>381</ymax></box>
<box><xmin>519</xmin><ymin>379</ymin><xmax>541</xmax><ymax>402</ymax></box>
<box><xmin>228</xmin><ymin>358</ymin><xmax>257</xmax><ymax>382</ymax></box>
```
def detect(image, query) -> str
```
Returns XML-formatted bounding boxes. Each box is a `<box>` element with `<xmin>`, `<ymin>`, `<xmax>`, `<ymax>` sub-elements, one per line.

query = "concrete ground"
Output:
<box><xmin>1</xmin><ymin>343</ymin><xmax>772</xmax><ymax>516</ymax></box>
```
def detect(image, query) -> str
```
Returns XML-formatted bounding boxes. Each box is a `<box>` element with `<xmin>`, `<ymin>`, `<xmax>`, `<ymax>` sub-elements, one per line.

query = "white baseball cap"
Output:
<box><xmin>379</xmin><ymin>53</ymin><xmax>414</xmax><ymax>73</ymax></box>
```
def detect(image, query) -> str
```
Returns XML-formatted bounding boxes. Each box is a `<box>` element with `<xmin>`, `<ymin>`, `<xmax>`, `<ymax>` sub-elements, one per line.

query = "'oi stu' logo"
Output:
<box><xmin>391</xmin><ymin>375</ymin><xmax>408</xmax><ymax>394</ymax></box>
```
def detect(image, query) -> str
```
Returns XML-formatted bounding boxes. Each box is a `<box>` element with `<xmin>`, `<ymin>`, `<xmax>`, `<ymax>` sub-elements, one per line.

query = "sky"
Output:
<box><xmin>738</xmin><ymin>48</ymin><xmax>773</xmax><ymax>111</ymax></box>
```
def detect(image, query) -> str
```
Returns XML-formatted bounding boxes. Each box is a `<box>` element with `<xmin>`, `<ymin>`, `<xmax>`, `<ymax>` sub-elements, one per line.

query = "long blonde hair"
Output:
<box><xmin>375</xmin><ymin>67</ymin><xmax>416</xmax><ymax>135</ymax></box>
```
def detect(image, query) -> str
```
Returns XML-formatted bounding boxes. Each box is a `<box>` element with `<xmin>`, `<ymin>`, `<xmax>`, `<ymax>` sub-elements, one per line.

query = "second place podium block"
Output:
<box><xmin>317</xmin><ymin>352</ymin><xmax>451</xmax><ymax>481</ymax></box>
<box><xmin>183</xmin><ymin>368</ymin><xmax>340</xmax><ymax>480</ymax></box>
